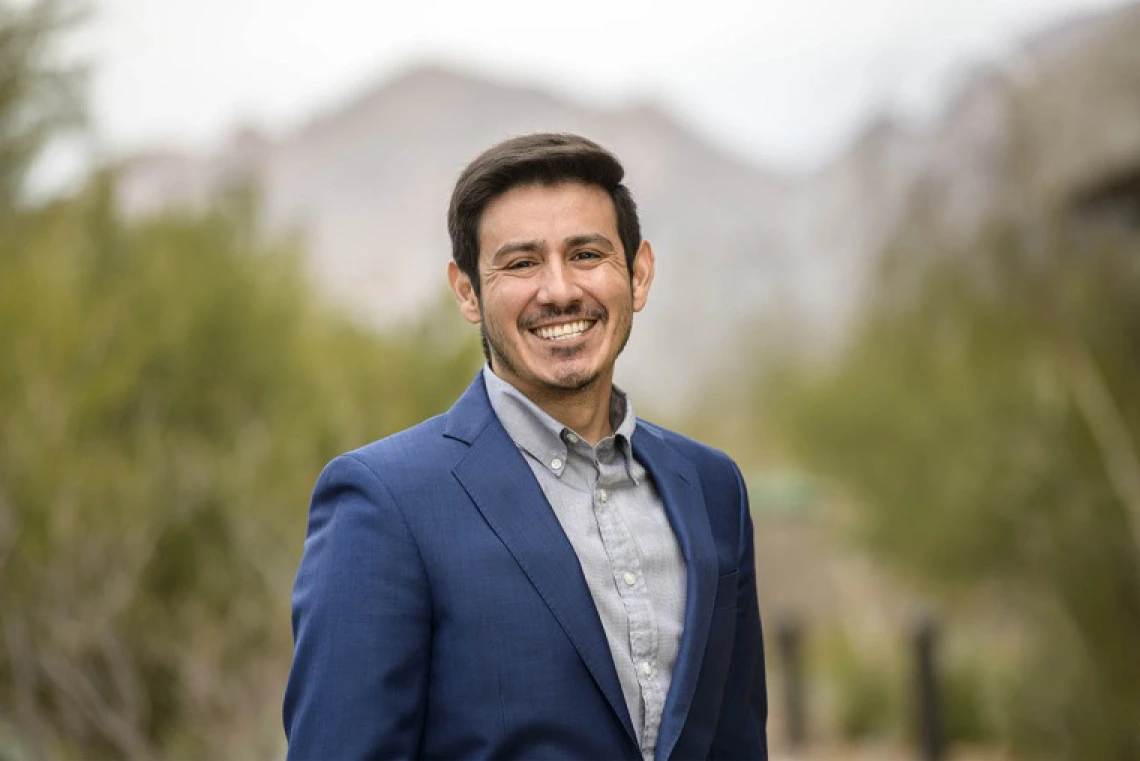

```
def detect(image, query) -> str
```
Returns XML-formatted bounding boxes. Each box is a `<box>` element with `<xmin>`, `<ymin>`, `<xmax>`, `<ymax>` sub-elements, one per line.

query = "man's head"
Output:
<box><xmin>447</xmin><ymin>133</ymin><xmax>654</xmax><ymax>401</ymax></box>
<box><xmin>448</xmin><ymin>133</ymin><xmax>642</xmax><ymax>297</ymax></box>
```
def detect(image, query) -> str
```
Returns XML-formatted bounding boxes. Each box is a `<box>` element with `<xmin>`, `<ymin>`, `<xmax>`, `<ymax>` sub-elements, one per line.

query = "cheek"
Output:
<box><xmin>481</xmin><ymin>287</ymin><xmax>528</xmax><ymax>327</ymax></box>
<box><xmin>598</xmin><ymin>277</ymin><xmax>636</xmax><ymax>309</ymax></box>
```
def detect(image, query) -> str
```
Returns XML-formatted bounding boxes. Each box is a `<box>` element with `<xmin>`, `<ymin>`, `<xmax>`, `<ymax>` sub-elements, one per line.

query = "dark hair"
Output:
<box><xmin>448</xmin><ymin>133</ymin><xmax>641</xmax><ymax>297</ymax></box>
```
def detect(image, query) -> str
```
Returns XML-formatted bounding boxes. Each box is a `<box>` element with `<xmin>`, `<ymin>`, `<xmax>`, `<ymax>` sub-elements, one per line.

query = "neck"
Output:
<box><xmin>532</xmin><ymin>385</ymin><xmax>613</xmax><ymax>446</ymax></box>
<box><xmin>491</xmin><ymin>366</ymin><xmax>615</xmax><ymax>446</ymax></box>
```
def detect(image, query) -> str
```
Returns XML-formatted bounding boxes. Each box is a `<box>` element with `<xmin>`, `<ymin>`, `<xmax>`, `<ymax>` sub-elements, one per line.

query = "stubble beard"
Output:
<box><xmin>480</xmin><ymin>300</ymin><xmax>633</xmax><ymax>396</ymax></box>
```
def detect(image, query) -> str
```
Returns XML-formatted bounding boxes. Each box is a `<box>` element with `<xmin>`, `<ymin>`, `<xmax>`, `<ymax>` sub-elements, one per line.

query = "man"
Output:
<box><xmin>284</xmin><ymin>133</ymin><xmax>768</xmax><ymax>760</ymax></box>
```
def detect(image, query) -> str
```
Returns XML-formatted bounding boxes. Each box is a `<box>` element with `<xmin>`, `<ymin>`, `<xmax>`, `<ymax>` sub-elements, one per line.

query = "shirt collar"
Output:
<box><xmin>482</xmin><ymin>365</ymin><xmax>639</xmax><ymax>479</ymax></box>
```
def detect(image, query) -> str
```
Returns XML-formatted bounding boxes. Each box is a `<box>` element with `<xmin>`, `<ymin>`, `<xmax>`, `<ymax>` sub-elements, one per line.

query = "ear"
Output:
<box><xmin>630</xmin><ymin>240</ymin><xmax>655</xmax><ymax>312</ymax></box>
<box><xmin>448</xmin><ymin>261</ymin><xmax>482</xmax><ymax>325</ymax></box>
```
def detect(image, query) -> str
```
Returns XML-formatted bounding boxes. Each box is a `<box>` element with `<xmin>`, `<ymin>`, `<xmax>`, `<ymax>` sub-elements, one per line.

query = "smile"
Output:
<box><xmin>531</xmin><ymin>319</ymin><xmax>595</xmax><ymax>341</ymax></box>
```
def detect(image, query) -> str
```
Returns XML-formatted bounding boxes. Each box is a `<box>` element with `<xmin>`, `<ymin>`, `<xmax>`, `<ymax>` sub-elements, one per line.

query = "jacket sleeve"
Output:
<box><xmin>708</xmin><ymin>461</ymin><xmax>769</xmax><ymax>760</ymax></box>
<box><xmin>283</xmin><ymin>453</ymin><xmax>431</xmax><ymax>760</ymax></box>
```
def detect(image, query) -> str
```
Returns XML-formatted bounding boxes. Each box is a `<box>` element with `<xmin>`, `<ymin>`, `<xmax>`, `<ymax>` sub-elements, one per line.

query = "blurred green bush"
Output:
<box><xmin>0</xmin><ymin>3</ymin><xmax>482</xmax><ymax>757</ymax></box>
<box><xmin>0</xmin><ymin>177</ymin><xmax>481</xmax><ymax>759</ymax></box>
<box><xmin>813</xmin><ymin>629</ymin><xmax>901</xmax><ymax>742</ymax></box>
<box><xmin>765</xmin><ymin>213</ymin><xmax>1140</xmax><ymax>758</ymax></box>
<box><xmin>809</xmin><ymin>625</ymin><xmax>1001</xmax><ymax>748</ymax></box>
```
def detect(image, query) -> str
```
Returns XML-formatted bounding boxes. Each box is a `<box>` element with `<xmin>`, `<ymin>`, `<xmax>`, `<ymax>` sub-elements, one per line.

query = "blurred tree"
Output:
<box><xmin>0</xmin><ymin>0</ymin><xmax>84</xmax><ymax>216</ymax></box>
<box><xmin>0</xmin><ymin>176</ymin><xmax>481</xmax><ymax>758</ymax></box>
<box><xmin>0</xmin><ymin>4</ymin><xmax>483</xmax><ymax>758</ymax></box>
<box><xmin>763</xmin><ymin>211</ymin><xmax>1140</xmax><ymax>758</ymax></box>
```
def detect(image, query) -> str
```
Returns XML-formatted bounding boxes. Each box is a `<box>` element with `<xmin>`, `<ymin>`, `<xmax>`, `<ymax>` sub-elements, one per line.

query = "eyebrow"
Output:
<box><xmin>564</xmin><ymin>233</ymin><xmax>615</xmax><ymax>252</ymax></box>
<box><xmin>491</xmin><ymin>233</ymin><xmax>615</xmax><ymax>263</ymax></box>
<box><xmin>491</xmin><ymin>239</ymin><xmax>545</xmax><ymax>262</ymax></box>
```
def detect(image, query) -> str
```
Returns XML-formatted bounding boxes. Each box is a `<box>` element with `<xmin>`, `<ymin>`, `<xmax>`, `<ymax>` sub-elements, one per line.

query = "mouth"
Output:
<box><xmin>529</xmin><ymin>319</ymin><xmax>597</xmax><ymax>341</ymax></box>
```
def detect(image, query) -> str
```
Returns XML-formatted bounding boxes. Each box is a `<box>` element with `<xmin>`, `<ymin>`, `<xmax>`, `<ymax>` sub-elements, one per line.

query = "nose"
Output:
<box><xmin>536</xmin><ymin>258</ymin><xmax>583</xmax><ymax>306</ymax></box>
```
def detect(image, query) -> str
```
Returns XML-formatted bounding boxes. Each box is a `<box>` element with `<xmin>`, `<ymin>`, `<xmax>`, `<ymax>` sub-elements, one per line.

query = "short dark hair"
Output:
<box><xmin>448</xmin><ymin>133</ymin><xmax>642</xmax><ymax>297</ymax></box>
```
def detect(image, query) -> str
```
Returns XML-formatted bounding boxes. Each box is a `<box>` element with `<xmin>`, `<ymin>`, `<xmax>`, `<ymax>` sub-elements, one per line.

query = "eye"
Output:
<box><xmin>505</xmin><ymin>259</ymin><xmax>536</xmax><ymax>270</ymax></box>
<box><xmin>573</xmin><ymin>249</ymin><xmax>602</xmax><ymax>261</ymax></box>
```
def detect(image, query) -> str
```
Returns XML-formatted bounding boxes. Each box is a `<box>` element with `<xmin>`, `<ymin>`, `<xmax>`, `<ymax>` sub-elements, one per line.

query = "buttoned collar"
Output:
<box><xmin>482</xmin><ymin>365</ymin><xmax>639</xmax><ymax>480</ymax></box>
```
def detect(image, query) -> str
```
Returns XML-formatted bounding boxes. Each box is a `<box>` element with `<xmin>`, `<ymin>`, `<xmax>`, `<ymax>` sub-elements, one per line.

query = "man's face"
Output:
<box><xmin>449</xmin><ymin>181</ymin><xmax>654</xmax><ymax>400</ymax></box>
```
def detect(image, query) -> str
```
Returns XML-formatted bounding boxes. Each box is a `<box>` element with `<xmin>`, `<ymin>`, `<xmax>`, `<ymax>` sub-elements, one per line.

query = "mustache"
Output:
<box><xmin>519</xmin><ymin>304</ymin><xmax>606</xmax><ymax>331</ymax></box>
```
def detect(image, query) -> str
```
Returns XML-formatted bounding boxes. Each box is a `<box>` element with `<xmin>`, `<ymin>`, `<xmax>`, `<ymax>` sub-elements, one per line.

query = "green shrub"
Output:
<box><xmin>813</xmin><ymin>629</ymin><xmax>901</xmax><ymax>742</ymax></box>
<box><xmin>0</xmin><ymin>180</ymin><xmax>481</xmax><ymax>757</ymax></box>
<box><xmin>765</xmin><ymin>217</ymin><xmax>1140</xmax><ymax>758</ymax></box>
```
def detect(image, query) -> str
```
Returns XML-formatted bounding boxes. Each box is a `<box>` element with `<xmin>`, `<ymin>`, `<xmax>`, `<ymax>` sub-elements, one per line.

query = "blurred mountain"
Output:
<box><xmin>117</xmin><ymin>65</ymin><xmax>798</xmax><ymax>410</ymax></box>
<box><xmin>795</xmin><ymin>1</ymin><xmax>1140</xmax><ymax>316</ymax></box>
<box><xmin>114</xmin><ymin>1</ymin><xmax>1140</xmax><ymax>411</ymax></box>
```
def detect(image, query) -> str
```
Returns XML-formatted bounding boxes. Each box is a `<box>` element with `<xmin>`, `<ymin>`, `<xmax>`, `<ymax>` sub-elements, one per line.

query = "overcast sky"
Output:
<box><xmin>66</xmin><ymin>0</ymin><xmax>1135</xmax><ymax>170</ymax></box>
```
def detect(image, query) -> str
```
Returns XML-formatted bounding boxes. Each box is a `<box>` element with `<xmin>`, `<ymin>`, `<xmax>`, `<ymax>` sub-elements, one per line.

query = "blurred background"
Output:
<box><xmin>3</xmin><ymin>0</ymin><xmax>1140</xmax><ymax>758</ymax></box>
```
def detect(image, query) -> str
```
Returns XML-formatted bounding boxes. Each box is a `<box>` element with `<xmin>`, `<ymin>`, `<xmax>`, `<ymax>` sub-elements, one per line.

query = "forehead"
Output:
<box><xmin>478</xmin><ymin>182</ymin><xmax>619</xmax><ymax>253</ymax></box>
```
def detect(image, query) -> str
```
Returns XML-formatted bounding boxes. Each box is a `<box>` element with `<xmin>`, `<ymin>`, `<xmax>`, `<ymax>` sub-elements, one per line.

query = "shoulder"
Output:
<box><xmin>636</xmin><ymin>420</ymin><xmax>753</xmax><ymax>565</ymax></box>
<box><xmin>348</xmin><ymin>412</ymin><xmax>450</xmax><ymax>461</ymax></box>
<box><xmin>322</xmin><ymin>412</ymin><xmax>465</xmax><ymax>490</ymax></box>
<box><xmin>637</xmin><ymin>419</ymin><xmax>743</xmax><ymax>484</ymax></box>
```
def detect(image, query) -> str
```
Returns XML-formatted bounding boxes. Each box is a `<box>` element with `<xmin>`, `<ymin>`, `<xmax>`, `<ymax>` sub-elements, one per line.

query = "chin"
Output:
<box><xmin>545</xmin><ymin>371</ymin><xmax>598</xmax><ymax>392</ymax></box>
<box><xmin>538</xmin><ymin>360</ymin><xmax>606</xmax><ymax>392</ymax></box>
<box><xmin>492</xmin><ymin>338</ymin><xmax>611</xmax><ymax>395</ymax></box>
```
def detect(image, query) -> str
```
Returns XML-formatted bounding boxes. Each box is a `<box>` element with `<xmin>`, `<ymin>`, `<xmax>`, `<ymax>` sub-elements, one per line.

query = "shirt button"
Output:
<box><xmin>640</xmin><ymin>661</ymin><xmax>653</xmax><ymax>676</ymax></box>
<box><xmin>551</xmin><ymin>458</ymin><xmax>563</xmax><ymax>470</ymax></box>
<box><xmin>597</xmin><ymin>488</ymin><xmax>608</xmax><ymax>503</ymax></box>
<box><xmin>564</xmin><ymin>432</ymin><xmax>579</xmax><ymax>444</ymax></box>
<box><xmin>623</xmin><ymin>572</ymin><xmax>637</xmax><ymax>587</ymax></box>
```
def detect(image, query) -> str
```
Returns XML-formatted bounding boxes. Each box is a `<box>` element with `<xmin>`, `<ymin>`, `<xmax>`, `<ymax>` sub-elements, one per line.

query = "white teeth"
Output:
<box><xmin>535</xmin><ymin>320</ymin><xmax>591</xmax><ymax>340</ymax></box>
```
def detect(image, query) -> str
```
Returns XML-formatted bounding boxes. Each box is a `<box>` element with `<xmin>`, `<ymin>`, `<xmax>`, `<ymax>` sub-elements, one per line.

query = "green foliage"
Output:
<box><xmin>0</xmin><ymin>179</ymin><xmax>482</xmax><ymax>757</ymax></box>
<box><xmin>0</xmin><ymin>0</ymin><xmax>85</xmax><ymax>214</ymax></box>
<box><xmin>812</xmin><ymin>626</ymin><xmax>1000</xmax><ymax>748</ymax></box>
<box><xmin>0</xmin><ymin>5</ymin><xmax>482</xmax><ymax>755</ymax></box>
<box><xmin>938</xmin><ymin>640</ymin><xmax>1004</xmax><ymax>748</ymax></box>
<box><xmin>765</xmin><ymin>216</ymin><xmax>1140</xmax><ymax>758</ymax></box>
<box><xmin>814</xmin><ymin>630</ymin><xmax>900</xmax><ymax>742</ymax></box>
<box><xmin>1004</xmin><ymin>616</ymin><xmax>1140</xmax><ymax>761</ymax></box>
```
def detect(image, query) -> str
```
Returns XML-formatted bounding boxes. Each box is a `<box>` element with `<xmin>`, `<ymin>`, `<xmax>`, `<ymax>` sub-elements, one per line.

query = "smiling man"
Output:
<box><xmin>284</xmin><ymin>133</ymin><xmax>768</xmax><ymax>760</ymax></box>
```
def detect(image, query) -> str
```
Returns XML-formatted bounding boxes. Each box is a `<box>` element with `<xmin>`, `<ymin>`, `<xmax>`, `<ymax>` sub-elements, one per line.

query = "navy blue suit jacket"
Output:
<box><xmin>284</xmin><ymin>374</ymin><xmax>767</xmax><ymax>760</ymax></box>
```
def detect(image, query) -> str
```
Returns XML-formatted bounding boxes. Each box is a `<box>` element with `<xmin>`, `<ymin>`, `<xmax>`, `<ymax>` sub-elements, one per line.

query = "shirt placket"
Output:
<box><xmin>589</xmin><ymin>442</ymin><xmax>663</xmax><ymax>759</ymax></box>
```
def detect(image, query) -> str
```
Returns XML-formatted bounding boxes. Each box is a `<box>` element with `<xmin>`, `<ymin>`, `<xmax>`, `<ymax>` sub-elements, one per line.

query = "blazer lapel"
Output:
<box><xmin>632</xmin><ymin>425</ymin><xmax>719</xmax><ymax>761</ymax></box>
<box><xmin>445</xmin><ymin>376</ymin><xmax>638</xmax><ymax>746</ymax></box>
